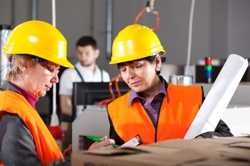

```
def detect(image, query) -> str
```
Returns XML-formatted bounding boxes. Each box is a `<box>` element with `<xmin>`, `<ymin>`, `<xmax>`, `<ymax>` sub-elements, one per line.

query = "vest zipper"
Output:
<box><xmin>155</xmin><ymin>91</ymin><xmax>166</xmax><ymax>143</ymax></box>
<box><xmin>155</xmin><ymin>112</ymin><xmax>160</xmax><ymax>143</ymax></box>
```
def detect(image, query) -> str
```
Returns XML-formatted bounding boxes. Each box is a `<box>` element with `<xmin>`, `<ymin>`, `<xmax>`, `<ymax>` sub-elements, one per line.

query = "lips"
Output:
<box><xmin>129</xmin><ymin>80</ymin><xmax>141</xmax><ymax>87</ymax></box>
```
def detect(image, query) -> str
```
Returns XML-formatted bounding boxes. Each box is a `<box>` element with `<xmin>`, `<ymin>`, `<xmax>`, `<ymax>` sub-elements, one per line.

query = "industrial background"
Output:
<box><xmin>1</xmin><ymin>0</ymin><xmax>250</xmax><ymax>165</ymax></box>
<box><xmin>1</xmin><ymin>0</ymin><xmax>250</xmax><ymax>76</ymax></box>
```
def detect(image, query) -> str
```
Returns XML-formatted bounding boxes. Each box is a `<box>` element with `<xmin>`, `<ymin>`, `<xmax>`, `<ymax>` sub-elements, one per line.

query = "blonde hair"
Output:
<box><xmin>6</xmin><ymin>55</ymin><xmax>36</xmax><ymax>81</ymax></box>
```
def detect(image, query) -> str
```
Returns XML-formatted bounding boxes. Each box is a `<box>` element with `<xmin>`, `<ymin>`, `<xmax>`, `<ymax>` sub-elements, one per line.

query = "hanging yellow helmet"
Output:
<box><xmin>110</xmin><ymin>24</ymin><xmax>165</xmax><ymax>64</ymax></box>
<box><xmin>3</xmin><ymin>20</ymin><xmax>73</xmax><ymax>68</ymax></box>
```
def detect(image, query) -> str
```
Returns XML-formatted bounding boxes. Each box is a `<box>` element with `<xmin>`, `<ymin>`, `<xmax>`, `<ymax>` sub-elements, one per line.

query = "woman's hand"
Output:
<box><xmin>88</xmin><ymin>136</ymin><xmax>115</xmax><ymax>150</ymax></box>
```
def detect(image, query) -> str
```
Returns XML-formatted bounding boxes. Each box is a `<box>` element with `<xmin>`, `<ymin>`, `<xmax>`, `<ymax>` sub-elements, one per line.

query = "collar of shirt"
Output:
<box><xmin>128</xmin><ymin>76</ymin><xmax>167</xmax><ymax>106</ymax></box>
<box><xmin>2</xmin><ymin>81</ymin><xmax>38</xmax><ymax>108</ymax></box>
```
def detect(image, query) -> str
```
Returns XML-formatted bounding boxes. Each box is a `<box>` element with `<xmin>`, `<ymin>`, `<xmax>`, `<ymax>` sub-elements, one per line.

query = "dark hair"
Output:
<box><xmin>117</xmin><ymin>55</ymin><xmax>156</xmax><ymax>68</ymax></box>
<box><xmin>76</xmin><ymin>36</ymin><xmax>97</xmax><ymax>49</ymax></box>
<box><xmin>117</xmin><ymin>55</ymin><xmax>161</xmax><ymax>75</ymax></box>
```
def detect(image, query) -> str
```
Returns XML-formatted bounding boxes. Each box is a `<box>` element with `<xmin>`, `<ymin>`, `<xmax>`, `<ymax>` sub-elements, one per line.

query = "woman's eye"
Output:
<box><xmin>43</xmin><ymin>64</ymin><xmax>58</xmax><ymax>73</ymax></box>
<box><xmin>48</xmin><ymin>67</ymin><xmax>55</xmax><ymax>73</ymax></box>
<box><xmin>120</xmin><ymin>67</ymin><xmax>127</xmax><ymax>73</ymax></box>
<box><xmin>135</xmin><ymin>63</ymin><xmax>143</xmax><ymax>68</ymax></box>
<box><xmin>44</xmin><ymin>65</ymin><xmax>54</xmax><ymax>72</ymax></box>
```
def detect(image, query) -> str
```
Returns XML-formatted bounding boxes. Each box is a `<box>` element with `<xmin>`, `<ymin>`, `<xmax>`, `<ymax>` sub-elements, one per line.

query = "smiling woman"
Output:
<box><xmin>0</xmin><ymin>20</ymin><xmax>73</xmax><ymax>166</ymax></box>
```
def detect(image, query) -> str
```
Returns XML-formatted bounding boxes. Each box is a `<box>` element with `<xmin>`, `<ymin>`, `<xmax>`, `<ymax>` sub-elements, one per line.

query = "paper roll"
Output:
<box><xmin>185</xmin><ymin>54</ymin><xmax>248</xmax><ymax>139</ymax></box>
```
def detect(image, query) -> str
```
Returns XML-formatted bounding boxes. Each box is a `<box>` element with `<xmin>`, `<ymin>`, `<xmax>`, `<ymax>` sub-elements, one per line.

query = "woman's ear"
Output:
<box><xmin>18</xmin><ymin>60</ymin><xmax>28</xmax><ymax>72</ymax></box>
<box><xmin>155</xmin><ymin>55</ymin><xmax>162</xmax><ymax>72</ymax></box>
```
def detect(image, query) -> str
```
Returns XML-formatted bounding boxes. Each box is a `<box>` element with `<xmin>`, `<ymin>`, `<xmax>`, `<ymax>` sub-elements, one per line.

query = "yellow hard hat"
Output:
<box><xmin>110</xmin><ymin>24</ymin><xmax>165</xmax><ymax>64</ymax></box>
<box><xmin>3</xmin><ymin>20</ymin><xmax>73</xmax><ymax>68</ymax></box>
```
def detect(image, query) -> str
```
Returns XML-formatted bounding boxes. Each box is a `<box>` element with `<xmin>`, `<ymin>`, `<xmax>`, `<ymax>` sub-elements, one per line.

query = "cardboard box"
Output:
<box><xmin>71</xmin><ymin>137</ymin><xmax>250</xmax><ymax>166</ymax></box>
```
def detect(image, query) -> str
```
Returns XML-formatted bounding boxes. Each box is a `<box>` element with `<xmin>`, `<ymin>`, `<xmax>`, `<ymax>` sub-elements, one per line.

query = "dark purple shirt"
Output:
<box><xmin>128</xmin><ymin>80</ymin><xmax>166</xmax><ymax>127</ymax></box>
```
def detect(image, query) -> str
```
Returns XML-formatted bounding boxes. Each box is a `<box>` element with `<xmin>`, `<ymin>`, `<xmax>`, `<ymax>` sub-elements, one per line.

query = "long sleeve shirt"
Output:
<box><xmin>0</xmin><ymin>82</ymin><xmax>65</xmax><ymax>166</ymax></box>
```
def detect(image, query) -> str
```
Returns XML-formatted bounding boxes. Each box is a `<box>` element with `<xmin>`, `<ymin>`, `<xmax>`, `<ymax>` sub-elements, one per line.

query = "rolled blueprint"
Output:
<box><xmin>185</xmin><ymin>54</ymin><xmax>248</xmax><ymax>139</ymax></box>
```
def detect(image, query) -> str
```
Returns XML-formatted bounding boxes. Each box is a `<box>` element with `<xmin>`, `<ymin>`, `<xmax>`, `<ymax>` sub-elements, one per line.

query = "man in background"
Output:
<box><xmin>59</xmin><ymin>36</ymin><xmax>110</xmax><ymax>149</ymax></box>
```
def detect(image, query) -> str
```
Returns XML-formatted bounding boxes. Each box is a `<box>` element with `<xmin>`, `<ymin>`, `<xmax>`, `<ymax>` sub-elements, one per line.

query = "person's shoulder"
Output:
<box><xmin>108</xmin><ymin>91</ymin><xmax>130</xmax><ymax>106</ymax></box>
<box><xmin>1</xmin><ymin>114</ymin><xmax>29</xmax><ymax>131</ymax></box>
<box><xmin>60</xmin><ymin>67</ymin><xmax>78</xmax><ymax>81</ymax></box>
<box><xmin>101</xmin><ymin>69</ymin><xmax>109</xmax><ymax>74</ymax></box>
<box><xmin>100</xmin><ymin>69</ymin><xmax>111</xmax><ymax>81</ymax></box>
<box><xmin>62</xmin><ymin>67</ymin><xmax>76</xmax><ymax>75</ymax></box>
<box><xmin>1</xmin><ymin>113</ymin><xmax>23</xmax><ymax>124</ymax></box>
<box><xmin>0</xmin><ymin>114</ymin><xmax>41</xmax><ymax>165</ymax></box>
<box><xmin>0</xmin><ymin>113</ymin><xmax>33</xmax><ymax>144</ymax></box>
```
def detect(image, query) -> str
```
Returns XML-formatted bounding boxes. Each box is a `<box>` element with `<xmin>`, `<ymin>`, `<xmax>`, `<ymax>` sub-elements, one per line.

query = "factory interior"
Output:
<box><xmin>0</xmin><ymin>0</ymin><xmax>250</xmax><ymax>165</ymax></box>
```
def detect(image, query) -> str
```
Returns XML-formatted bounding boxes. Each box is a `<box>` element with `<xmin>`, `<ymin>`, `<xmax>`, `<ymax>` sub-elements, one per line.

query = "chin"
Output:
<box><xmin>83</xmin><ymin>63</ymin><xmax>92</xmax><ymax>67</ymax></box>
<box><xmin>130</xmin><ymin>86</ymin><xmax>144</xmax><ymax>93</ymax></box>
<box><xmin>37</xmin><ymin>91</ymin><xmax>46</xmax><ymax>98</ymax></box>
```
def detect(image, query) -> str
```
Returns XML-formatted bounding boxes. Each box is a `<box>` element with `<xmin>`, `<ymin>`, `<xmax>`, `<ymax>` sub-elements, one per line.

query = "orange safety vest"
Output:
<box><xmin>108</xmin><ymin>84</ymin><xmax>203</xmax><ymax>144</ymax></box>
<box><xmin>0</xmin><ymin>90</ymin><xmax>63</xmax><ymax>166</ymax></box>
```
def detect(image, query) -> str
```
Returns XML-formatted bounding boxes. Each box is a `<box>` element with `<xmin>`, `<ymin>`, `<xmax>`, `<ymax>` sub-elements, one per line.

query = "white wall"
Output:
<box><xmin>1</xmin><ymin>0</ymin><xmax>250</xmax><ymax>76</ymax></box>
<box><xmin>228</xmin><ymin>0</ymin><xmax>250</xmax><ymax>58</ymax></box>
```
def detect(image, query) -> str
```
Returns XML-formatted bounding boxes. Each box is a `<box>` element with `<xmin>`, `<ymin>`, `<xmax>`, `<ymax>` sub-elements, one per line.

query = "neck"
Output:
<box><xmin>10</xmin><ymin>79</ymin><xmax>37</xmax><ymax>99</ymax></box>
<box><xmin>10</xmin><ymin>79</ymin><xmax>26</xmax><ymax>91</ymax></box>
<box><xmin>81</xmin><ymin>63</ymin><xmax>96</xmax><ymax>74</ymax></box>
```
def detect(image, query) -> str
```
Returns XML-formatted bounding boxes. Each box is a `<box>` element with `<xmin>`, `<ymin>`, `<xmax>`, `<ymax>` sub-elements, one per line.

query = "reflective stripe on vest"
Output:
<box><xmin>0</xmin><ymin>90</ymin><xmax>63</xmax><ymax>166</ymax></box>
<box><xmin>108</xmin><ymin>84</ymin><xmax>203</xmax><ymax>144</ymax></box>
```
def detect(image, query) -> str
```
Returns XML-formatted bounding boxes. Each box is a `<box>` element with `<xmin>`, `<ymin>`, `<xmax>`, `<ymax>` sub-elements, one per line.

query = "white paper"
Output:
<box><xmin>185</xmin><ymin>54</ymin><xmax>248</xmax><ymax>139</ymax></box>
<box><xmin>120</xmin><ymin>136</ymin><xmax>141</xmax><ymax>148</ymax></box>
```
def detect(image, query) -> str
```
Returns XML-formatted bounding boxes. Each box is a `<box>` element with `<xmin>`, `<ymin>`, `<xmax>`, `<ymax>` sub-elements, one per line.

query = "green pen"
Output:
<box><xmin>85</xmin><ymin>135</ymin><xmax>103</xmax><ymax>143</ymax></box>
<box><xmin>84</xmin><ymin>135</ymin><xmax>118</xmax><ymax>148</ymax></box>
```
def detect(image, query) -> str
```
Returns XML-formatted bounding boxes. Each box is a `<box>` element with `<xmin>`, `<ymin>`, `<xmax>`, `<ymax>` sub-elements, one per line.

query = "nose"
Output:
<box><xmin>80</xmin><ymin>52</ymin><xmax>88</xmax><ymax>58</ymax></box>
<box><xmin>51</xmin><ymin>74</ymin><xmax>59</xmax><ymax>84</ymax></box>
<box><xmin>127</xmin><ymin>67</ymin><xmax>136</xmax><ymax>79</ymax></box>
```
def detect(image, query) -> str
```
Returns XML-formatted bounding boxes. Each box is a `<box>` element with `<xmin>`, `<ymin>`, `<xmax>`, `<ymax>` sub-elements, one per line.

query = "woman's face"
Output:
<box><xmin>24</xmin><ymin>60</ymin><xmax>60</xmax><ymax>98</ymax></box>
<box><xmin>119</xmin><ymin>56</ymin><xmax>161</xmax><ymax>93</ymax></box>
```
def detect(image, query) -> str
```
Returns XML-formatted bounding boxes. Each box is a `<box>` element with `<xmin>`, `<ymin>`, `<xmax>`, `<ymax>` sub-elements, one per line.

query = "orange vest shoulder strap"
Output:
<box><xmin>0</xmin><ymin>90</ymin><xmax>63</xmax><ymax>166</ymax></box>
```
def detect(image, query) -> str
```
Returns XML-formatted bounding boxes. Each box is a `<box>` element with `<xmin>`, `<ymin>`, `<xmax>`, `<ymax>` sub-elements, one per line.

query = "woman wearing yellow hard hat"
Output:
<box><xmin>107</xmin><ymin>24</ymin><xmax>233</xmax><ymax>145</ymax></box>
<box><xmin>0</xmin><ymin>20</ymin><xmax>73</xmax><ymax>166</ymax></box>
